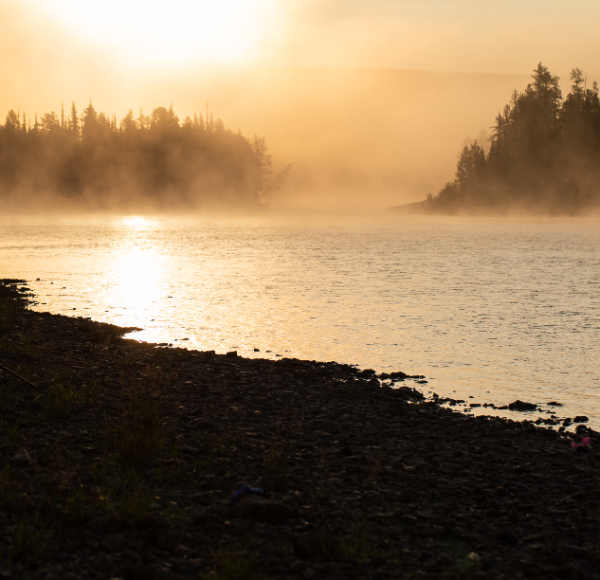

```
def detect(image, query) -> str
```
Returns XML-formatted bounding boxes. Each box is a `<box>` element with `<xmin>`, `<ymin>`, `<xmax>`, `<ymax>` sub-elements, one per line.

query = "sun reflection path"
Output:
<box><xmin>103</xmin><ymin>217</ymin><xmax>167</xmax><ymax>340</ymax></box>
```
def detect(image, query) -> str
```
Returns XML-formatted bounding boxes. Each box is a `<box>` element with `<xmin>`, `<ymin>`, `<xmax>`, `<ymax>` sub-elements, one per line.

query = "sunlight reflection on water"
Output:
<box><xmin>1</xmin><ymin>214</ymin><xmax>599</xmax><ymax>427</ymax></box>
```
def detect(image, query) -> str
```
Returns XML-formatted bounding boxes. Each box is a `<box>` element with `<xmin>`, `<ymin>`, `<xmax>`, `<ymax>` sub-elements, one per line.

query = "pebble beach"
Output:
<box><xmin>0</xmin><ymin>280</ymin><xmax>599</xmax><ymax>580</ymax></box>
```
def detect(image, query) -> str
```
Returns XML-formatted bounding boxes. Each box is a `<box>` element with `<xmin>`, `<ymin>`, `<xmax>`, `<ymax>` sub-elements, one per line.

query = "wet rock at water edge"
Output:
<box><xmin>575</xmin><ymin>424</ymin><xmax>593</xmax><ymax>436</ymax></box>
<box><xmin>573</xmin><ymin>416</ymin><xmax>589</xmax><ymax>423</ymax></box>
<box><xmin>508</xmin><ymin>400</ymin><xmax>537</xmax><ymax>411</ymax></box>
<box><xmin>395</xmin><ymin>386</ymin><xmax>424</xmax><ymax>400</ymax></box>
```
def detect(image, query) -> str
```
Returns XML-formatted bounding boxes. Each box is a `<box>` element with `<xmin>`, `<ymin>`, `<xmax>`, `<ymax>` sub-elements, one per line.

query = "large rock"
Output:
<box><xmin>508</xmin><ymin>400</ymin><xmax>537</xmax><ymax>411</ymax></box>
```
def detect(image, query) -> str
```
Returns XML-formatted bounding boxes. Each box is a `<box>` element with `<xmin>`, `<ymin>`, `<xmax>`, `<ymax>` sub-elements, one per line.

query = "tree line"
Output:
<box><xmin>429</xmin><ymin>63</ymin><xmax>600</xmax><ymax>214</ymax></box>
<box><xmin>0</xmin><ymin>102</ymin><xmax>281</xmax><ymax>209</ymax></box>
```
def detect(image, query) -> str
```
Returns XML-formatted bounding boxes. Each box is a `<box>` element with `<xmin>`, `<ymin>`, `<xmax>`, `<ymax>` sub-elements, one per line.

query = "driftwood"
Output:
<box><xmin>0</xmin><ymin>362</ymin><xmax>38</xmax><ymax>389</ymax></box>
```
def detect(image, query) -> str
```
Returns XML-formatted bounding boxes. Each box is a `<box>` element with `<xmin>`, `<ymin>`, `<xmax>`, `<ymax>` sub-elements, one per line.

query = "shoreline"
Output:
<box><xmin>0</xmin><ymin>280</ymin><xmax>599</xmax><ymax>579</ymax></box>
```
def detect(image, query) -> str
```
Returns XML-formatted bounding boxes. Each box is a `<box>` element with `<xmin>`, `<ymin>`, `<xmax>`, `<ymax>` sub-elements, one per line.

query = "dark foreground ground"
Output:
<box><xmin>0</xmin><ymin>280</ymin><xmax>598</xmax><ymax>580</ymax></box>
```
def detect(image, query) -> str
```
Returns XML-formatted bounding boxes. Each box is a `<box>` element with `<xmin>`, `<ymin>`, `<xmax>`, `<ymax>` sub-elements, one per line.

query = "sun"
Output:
<box><xmin>35</xmin><ymin>0</ymin><xmax>273</xmax><ymax>66</ymax></box>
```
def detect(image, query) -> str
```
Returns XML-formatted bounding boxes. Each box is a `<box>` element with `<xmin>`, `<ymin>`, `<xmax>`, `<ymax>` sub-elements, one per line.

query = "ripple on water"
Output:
<box><xmin>1</xmin><ymin>215</ymin><xmax>599</xmax><ymax>427</ymax></box>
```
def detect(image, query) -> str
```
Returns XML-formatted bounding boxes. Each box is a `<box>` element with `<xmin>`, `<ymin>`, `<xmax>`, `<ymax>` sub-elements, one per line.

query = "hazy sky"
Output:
<box><xmin>5</xmin><ymin>0</ymin><xmax>600</xmax><ymax>74</ymax></box>
<box><xmin>2</xmin><ymin>0</ymin><xmax>600</xmax><ymax>208</ymax></box>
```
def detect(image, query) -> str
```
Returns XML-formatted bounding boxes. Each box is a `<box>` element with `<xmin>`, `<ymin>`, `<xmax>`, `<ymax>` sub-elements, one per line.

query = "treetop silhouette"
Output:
<box><xmin>0</xmin><ymin>102</ymin><xmax>284</xmax><ymax>210</ymax></box>
<box><xmin>425</xmin><ymin>63</ymin><xmax>600</xmax><ymax>215</ymax></box>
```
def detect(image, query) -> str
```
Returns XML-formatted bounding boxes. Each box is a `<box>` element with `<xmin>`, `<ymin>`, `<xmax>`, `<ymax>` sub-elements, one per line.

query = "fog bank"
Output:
<box><xmin>6</xmin><ymin>0</ymin><xmax>598</xmax><ymax>211</ymax></box>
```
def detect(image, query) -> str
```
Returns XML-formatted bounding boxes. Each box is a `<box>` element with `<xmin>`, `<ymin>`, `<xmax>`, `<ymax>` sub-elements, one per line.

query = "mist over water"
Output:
<box><xmin>2</xmin><ymin>213</ymin><xmax>599</xmax><ymax>428</ymax></box>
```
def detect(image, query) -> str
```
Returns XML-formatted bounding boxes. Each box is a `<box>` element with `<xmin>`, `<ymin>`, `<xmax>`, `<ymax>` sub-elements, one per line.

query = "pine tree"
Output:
<box><xmin>60</xmin><ymin>100</ymin><xmax>67</xmax><ymax>130</ymax></box>
<box><xmin>69</xmin><ymin>102</ymin><xmax>80</xmax><ymax>136</ymax></box>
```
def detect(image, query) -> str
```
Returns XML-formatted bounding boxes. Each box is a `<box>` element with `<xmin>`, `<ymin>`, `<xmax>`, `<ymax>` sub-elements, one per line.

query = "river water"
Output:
<box><xmin>1</xmin><ymin>213</ymin><xmax>599</xmax><ymax>428</ymax></box>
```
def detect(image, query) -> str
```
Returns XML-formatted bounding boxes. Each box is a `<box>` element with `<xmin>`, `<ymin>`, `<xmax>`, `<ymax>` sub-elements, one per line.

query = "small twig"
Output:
<box><xmin>0</xmin><ymin>363</ymin><xmax>38</xmax><ymax>389</ymax></box>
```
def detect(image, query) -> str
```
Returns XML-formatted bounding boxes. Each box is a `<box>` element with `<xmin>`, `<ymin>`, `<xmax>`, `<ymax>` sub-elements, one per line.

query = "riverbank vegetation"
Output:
<box><xmin>0</xmin><ymin>103</ymin><xmax>286</xmax><ymax>211</ymax></box>
<box><xmin>399</xmin><ymin>64</ymin><xmax>600</xmax><ymax>215</ymax></box>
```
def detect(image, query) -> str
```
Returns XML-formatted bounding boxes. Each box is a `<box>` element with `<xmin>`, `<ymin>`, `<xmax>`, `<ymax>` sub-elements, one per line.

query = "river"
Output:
<box><xmin>1</xmin><ymin>213</ymin><xmax>599</xmax><ymax>428</ymax></box>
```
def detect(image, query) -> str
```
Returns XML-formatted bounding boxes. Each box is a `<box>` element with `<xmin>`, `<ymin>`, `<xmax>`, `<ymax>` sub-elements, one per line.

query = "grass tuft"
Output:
<box><xmin>11</xmin><ymin>513</ymin><xmax>51</xmax><ymax>564</ymax></box>
<box><xmin>208</xmin><ymin>549</ymin><xmax>257</xmax><ymax>580</ymax></box>
<box><xmin>44</xmin><ymin>380</ymin><xmax>80</xmax><ymax>419</ymax></box>
<box><xmin>263</xmin><ymin>443</ymin><xmax>288</xmax><ymax>491</ymax></box>
<box><xmin>115</xmin><ymin>487</ymin><xmax>152</xmax><ymax>528</ymax></box>
<box><xmin>0</xmin><ymin>466</ymin><xmax>19</xmax><ymax>509</ymax></box>
<box><xmin>63</xmin><ymin>486</ymin><xmax>95</xmax><ymax>524</ymax></box>
<box><xmin>338</xmin><ymin>521</ymin><xmax>372</xmax><ymax>566</ymax></box>
<box><xmin>106</xmin><ymin>383</ymin><xmax>165</xmax><ymax>469</ymax></box>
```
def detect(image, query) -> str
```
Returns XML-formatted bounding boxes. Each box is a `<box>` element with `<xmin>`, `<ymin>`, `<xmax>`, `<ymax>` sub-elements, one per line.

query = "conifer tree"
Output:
<box><xmin>0</xmin><ymin>101</ymin><xmax>286</xmax><ymax>208</ymax></box>
<box><xmin>60</xmin><ymin>101</ymin><xmax>66</xmax><ymax>130</ymax></box>
<box><xmin>69</xmin><ymin>102</ymin><xmax>80</xmax><ymax>136</ymax></box>
<box><xmin>430</xmin><ymin>62</ymin><xmax>600</xmax><ymax>213</ymax></box>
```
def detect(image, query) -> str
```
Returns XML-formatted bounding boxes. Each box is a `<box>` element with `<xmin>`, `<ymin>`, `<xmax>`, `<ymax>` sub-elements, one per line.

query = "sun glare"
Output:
<box><xmin>35</xmin><ymin>0</ymin><xmax>273</xmax><ymax>66</ymax></box>
<box><xmin>122</xmin><ymin>216</ymin><xmax>153</xmax><ymax>228</ymax></box>
<box><xmin>108</xmin><ymin>245</ymin><xmax>164</xmax><ymax>327</ymax></box>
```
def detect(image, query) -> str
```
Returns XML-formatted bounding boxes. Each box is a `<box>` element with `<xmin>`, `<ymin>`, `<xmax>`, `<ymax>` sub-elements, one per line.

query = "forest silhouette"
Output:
<box><xmin>0</xmin><ymin>102</ymin><xmax>279</xmax><ymax>211</ymax></box>
<box><xmin>404</xmin><ymin>63</ymin><xmax>600</xmax><ymax>215</ymax></box>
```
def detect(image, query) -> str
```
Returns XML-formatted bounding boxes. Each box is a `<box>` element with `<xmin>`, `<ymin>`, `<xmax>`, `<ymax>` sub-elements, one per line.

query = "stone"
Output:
<box><xmin>508</xmin><ymin>401</ymin><xmax>537</xmax><ymax>412</ymax></box>
<box><xmin>564</xmin><ymin>545</ymin><xmax>590</xmax><ymax>559</ymax></box>
<box><xmin>496</xmin><ymin>530</ymin><xmax>518</xmax><ymax>545</ymax></box>
<box><xmin>123</xmin><ymin>564</ymin><xmax>185</xmax><ymax>580</ymax></box>
<box><xmin>144</xmin><ymin>516</ymin><xmax>169</xmax><ymax>529</ymax></box>
<box><xmin>573</xmin><ymin>416</ymin><xmax>589</xmax><ymax>423</ymax></box>
<box><xmin>181</xmin><ymin>445</ymin><xmax>200</xmax><ymax>456</ymax></box>
<box><xmin>228</xmin><ymin>493</ymin><xmax>290</xmax><ymax>525</ymax></box>
<box><xmin>141</xmin><ymin>528</ymin><xmax>163</xmax><ymax>546</ymax></box>
<box><xmin>436</xmin><ymin>554</ymin><xmax>453</xmax><ymax>567</ymax></box>
<box><xmin>293</xmin><ymin>531</ymin><xmax>339</xmax><ymax>560</ymax></box>
<box><xmin>11</xmin><ymin>449</ymin><xmax>34</xmax><ymax>466</ymax></box>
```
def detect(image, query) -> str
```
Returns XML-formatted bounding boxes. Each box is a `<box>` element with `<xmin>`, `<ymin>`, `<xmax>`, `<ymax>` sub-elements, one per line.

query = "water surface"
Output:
<box><xmin>1</xmin><ymin>214</ymin><xmax>599</xmax><ymax>427</ymax></box>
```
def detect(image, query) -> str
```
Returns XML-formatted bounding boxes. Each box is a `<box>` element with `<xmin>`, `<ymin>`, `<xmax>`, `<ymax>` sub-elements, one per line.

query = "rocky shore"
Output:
<box><xmin>0</xmin><ymin>280</ymin><xmax>598</xmax><ymax>580</ymax></box>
